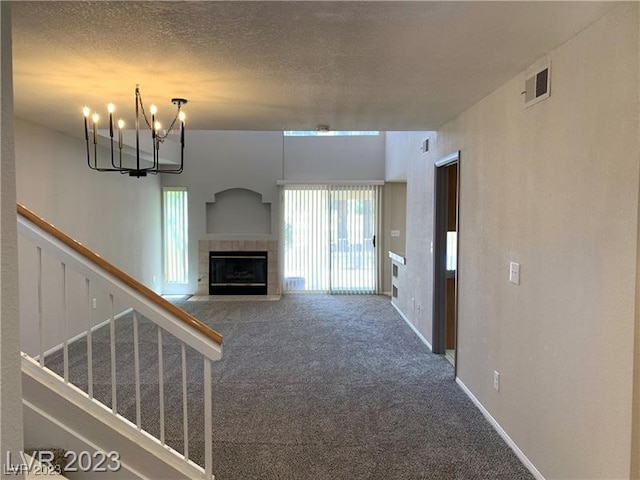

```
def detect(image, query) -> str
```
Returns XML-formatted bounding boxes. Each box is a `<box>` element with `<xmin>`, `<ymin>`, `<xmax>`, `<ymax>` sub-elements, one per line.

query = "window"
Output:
<box><xmin>283</xmin><ymin>131</ymin><xmax>379</xmax><ymax>137</ymax></box>
<box><xmin>163</xmin><ymin>187</ymin><xmax>189</xmax><ymax>284</ymax></box>
<box><xmin>283</xmin><ymin>184</ymin><xmax>380</xmax><ymax>294</ymax></box>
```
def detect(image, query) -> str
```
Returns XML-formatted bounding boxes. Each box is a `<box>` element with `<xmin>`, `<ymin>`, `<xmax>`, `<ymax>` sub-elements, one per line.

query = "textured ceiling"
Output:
<box><xmin>11</xmin><ymin>1</ymin><xmax>617</xmax><ymax>135</ymax></box>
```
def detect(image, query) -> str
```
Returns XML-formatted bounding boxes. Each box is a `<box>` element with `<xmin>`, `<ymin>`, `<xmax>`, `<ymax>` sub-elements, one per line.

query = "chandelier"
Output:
<box><xmin>83</xmin><ymin>86</ymin><xmax>187</xmax><ymax>177</ymax></box>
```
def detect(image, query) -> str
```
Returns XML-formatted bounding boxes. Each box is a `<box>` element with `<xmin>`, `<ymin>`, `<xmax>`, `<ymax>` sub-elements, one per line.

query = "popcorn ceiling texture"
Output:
<box><xmin>11</xmin><ymin>2</ymin><xmax>615</xmax><ymax>133</ymax></box>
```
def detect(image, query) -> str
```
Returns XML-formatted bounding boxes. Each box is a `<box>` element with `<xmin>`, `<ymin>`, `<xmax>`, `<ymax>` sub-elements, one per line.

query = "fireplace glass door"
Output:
<box><xmin>210</xmin><ymin>252</ymin><xmax>268</xmax><ymax>295</ymax></box>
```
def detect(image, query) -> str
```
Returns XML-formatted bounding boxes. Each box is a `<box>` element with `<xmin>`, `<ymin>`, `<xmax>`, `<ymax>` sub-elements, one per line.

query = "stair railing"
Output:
<box><xmin>17</xmin><ymin>204</ymin><xmax>222</xmax><ymax>479</ymax></box>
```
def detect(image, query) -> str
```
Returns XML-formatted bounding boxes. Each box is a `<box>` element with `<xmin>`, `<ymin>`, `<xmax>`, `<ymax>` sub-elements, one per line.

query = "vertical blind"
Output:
<box><xmin>163</xmin><ymin>187</ymin><xmax>189</xmax><ymax>284</ymax></box>
<box><xmin>283</xmin><ymin>184</ymin><xmax>380</xmax><ymax>294</ymax></box>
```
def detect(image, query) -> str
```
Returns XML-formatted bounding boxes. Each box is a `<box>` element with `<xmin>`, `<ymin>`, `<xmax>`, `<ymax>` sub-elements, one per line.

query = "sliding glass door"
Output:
<box><xmin>283</xmin><ymin>184</ymin><xmax>380</xmax><ymax>294</ymax></box>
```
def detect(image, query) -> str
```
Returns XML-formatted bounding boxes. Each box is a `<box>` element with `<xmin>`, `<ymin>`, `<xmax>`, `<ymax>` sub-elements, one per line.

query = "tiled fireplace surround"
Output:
<box><xmin>197</xmin><ymin>240</ymin><xmax>280</xmax><ymax>296</ymax></box>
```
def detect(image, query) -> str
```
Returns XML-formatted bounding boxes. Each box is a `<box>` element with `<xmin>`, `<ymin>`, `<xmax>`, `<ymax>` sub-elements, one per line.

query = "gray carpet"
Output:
<box><xmin>46</xmin><ymin>294</ymin><xmax>535</xmax><ymax>480</ymax></box>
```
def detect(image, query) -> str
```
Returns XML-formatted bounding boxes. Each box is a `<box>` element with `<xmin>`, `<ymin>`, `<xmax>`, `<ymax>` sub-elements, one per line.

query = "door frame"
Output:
<box><xmin>432</xmin><ymin>151</ymin><xmax>460</xmax><ymax>372</ymax></box>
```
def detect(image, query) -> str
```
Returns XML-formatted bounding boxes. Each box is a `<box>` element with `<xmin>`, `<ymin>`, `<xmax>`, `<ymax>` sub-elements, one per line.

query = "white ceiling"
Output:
<box><xmin>11</xmin><ymin>1</ymin><xmax>618</xmax><ymax>135</ymax></box>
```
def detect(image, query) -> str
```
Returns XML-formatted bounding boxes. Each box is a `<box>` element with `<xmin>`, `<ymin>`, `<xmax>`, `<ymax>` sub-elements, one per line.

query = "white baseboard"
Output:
<box><xmin>391</xmin><ymin>302</ymin><xmax>433</xmax><ymax>351</ymax></box>
<box><xmin>34</xmin><ymin>308</ymin><xmax>134</xmax><ymax>361</ymax></box>
<box><xmin>455</xmin><ymin>377</ymin><xmax>545</xmax><ymax>480</ymax></box>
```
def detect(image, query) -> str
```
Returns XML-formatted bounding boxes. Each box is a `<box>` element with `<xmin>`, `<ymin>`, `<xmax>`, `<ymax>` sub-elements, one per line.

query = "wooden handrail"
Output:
<box><xmin>17</xmin><ymin>203</ymin><xmax>223</xmax><ymax>346</ymax></box>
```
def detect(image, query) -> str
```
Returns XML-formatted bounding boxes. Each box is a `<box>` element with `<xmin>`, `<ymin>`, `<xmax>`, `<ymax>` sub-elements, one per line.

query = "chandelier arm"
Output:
<box><xmin>110</xmin><ymin>136</ymin><xmax>117</xmax><ymax>169</ymax></box>
<box><xmin>135</xmin><ymin>87</ymin><xmax>141</xmax><ymax>174</ymax></box>
<box><xmin>157</xmin><ymin>118</ymin><xmax>185</xmax><ymax>174</ymax></box>
<box><xmin>85</xmin><ymin>137</ymin><xmax>93</xmax><ymax>170</ymax></box>
<box><xmin>153</xmin><ymin>136</ymin><xmax>158</xmax><ymax>170</ymax></box>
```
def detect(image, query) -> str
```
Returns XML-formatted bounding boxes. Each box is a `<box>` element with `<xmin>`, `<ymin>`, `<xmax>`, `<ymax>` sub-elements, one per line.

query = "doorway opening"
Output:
<box><xmin>432</xmin><ymin>151</ymin><xmax>460</xmax><ymax>370</ymax></box>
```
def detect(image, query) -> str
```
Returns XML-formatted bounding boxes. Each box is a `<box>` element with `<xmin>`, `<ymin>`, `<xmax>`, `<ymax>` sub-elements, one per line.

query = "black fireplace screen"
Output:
<box><xmin>209</xmin><ymin>251</ymin><xmax>268</xmax><ymax>295</ymax></box>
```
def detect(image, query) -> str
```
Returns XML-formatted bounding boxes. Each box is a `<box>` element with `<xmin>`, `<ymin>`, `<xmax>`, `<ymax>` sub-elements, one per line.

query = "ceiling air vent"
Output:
<box><xmin>523</xmin><ymin>63</ymin><xmax>550</xmax><ymax>108</ymax></box>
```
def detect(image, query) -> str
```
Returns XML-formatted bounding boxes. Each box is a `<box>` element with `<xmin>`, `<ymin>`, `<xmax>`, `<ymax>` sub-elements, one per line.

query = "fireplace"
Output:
<box><xmin>209</xmin><ymin>251</ymin><xmax>268</xmax><ymax>295</ymax></box>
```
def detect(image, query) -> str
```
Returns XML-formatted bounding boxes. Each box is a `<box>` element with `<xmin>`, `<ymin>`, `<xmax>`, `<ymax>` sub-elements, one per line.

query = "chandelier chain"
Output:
<box><xmin>137</xmin><ymin>90</ymin><xmax>181</xmax><ymax>142</ymax></box>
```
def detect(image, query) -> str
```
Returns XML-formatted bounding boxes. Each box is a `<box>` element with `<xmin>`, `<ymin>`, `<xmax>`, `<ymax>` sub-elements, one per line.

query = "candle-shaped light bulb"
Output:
<box><xmin>154</xmin><ymin>121</ymin><xmax>161</xmax><ymax>131</ymax></box>
<box><xmin>91</xmin><ymin>112</ymin><xmax>99</xmax><ymax>145</ymax></box>
<box><xmin>107</xmin><ymin>103</ymin><xmax>114</xmax><ymax>138</ymax></box>
<box><xmin>83</xmin><ymin>106</ymin><xmax>91</xmax><ymax>140</ymax></box>
<box><xmin>150</xmin><ymin>105</ymin><xmax>157</xmax><ymax>139</ymax></box>
<box><xmin>117</xmin><ymin>119</ymin><xmax>124</xmax><ymax>149</ymax></box>
<box><xmin>178</xmin><ymin>111</ymin><xmax>186</xmax><ymax>122</ymax></box>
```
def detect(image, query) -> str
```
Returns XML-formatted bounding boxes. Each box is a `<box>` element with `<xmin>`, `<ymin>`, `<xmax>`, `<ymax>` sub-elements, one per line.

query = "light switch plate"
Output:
<box><xmin>391</xmin><ymin>230</ymin><xmax>400</xmax><ymax>237</ymax></box>
<box><xmin>509</xmin><ymin>262</ymin><xmax>520</xmax><ymax>285</ymax></box>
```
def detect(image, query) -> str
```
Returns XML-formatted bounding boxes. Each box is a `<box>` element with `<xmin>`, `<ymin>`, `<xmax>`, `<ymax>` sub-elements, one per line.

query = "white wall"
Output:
<box><xmin>284</xmin><ymin>134</ymin><xmax>385</xmax><ymax>182</ymax></box>
<box><xmin>164</xmin><ymin>131</ymin><xmax>386</xmax><ymax>294</ymax></box>
<box><xmin>387</xmin><ymin>131</ymin><xmax>436</xmax><ymax>343</ymax></box>
<box><xmin>633</xmin><ymin>6</ymin><xmax>640</xmax><ymax>479</ymax></box>
<box><xmin>1</xmin><ymin>0</ymin><xmax>24</xmax><ymax>462</ymax></box>
<box><xmin>381</xmin><ymin>182</ymin><xmax>407</xmax><ymax>294</ymax></box>
<box><xmin>15</xmin><ymin>120</ymin><xmax>162</xmax><ymax>354</ymax></box>
<box><xmin>428</xmin><ymin>5</ymin><xmax>637</xmax><ymax>478</ymax></box>
<box><xmin>385</xmin><ymin>131</ymin><xmax>424</xmax><ymax>182</ymax></box>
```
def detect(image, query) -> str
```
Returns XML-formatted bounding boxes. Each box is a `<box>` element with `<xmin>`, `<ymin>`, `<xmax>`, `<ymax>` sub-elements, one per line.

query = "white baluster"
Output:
<box><xmin>204</xmin><ymin>358</ymin><xmax>213</xmax><ymax>479</ymax></box>
<box><xmin>62</xmin><ymin>262</ymin><xmax>68</xmax><ymax>382</ymax></box>
<box><xmin>181</xmin><ymin>342</ymin><xmax>189</xmax><ymax>460</ymax></box>
<box><xmin>86</xmin><ymin>278</ymin><xmax>93</xmax><ymax>399</ymax></box>
<box><xmin>110</xmin><ymin>294</ymin><xmax>117</xmax><ymax>413</ymax></box>
<box><xmin>158</xmin><ymin>327</ymin><xmax>165</xmax><ymax>445</ymax></box>
<box><xmin>37</xmin><ymin>246</ymin><xmax>44</xmax><ymax>368</ymax></box>
<box><xmin>133</xmin><ymin>311</ymin><xmax>141</xmax><ymax>429</ymax></box>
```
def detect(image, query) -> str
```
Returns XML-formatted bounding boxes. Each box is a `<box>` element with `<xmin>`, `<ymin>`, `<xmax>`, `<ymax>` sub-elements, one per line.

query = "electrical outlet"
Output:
<box><xmin>391</xmin><ymin>230</ymin><xmax>400</xmax><ymax>237</ymax></box>
<box><xmin>493</xmin><ymin>371</ymin><xmax>500</xmax><ymax>391</ymax></box>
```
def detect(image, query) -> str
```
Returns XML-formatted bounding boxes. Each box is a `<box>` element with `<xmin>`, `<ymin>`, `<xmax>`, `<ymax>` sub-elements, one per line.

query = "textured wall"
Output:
<box><xmin>632</xmin><ymin>5</ymin><xmax>640</xmax><ymax>479</ymax></box>
<box><xmin>15</xmin><ymin>120</ymin><xmax>162</xmax><ymax>354</ymax></box>
<box><xmin>434</xmin><ymin>5</ymin><xmax>638</xmax><ymax>478</ymax></box>
<box><xmin>381</xmin><ymin>182</ymin><xmax>407</xmax><ymax>294</ymax></box>
<box><xmin>0</xmin><ymin>0</ymin><xmax>24</xmax><ymax>461</ymax></box>
<box><xmin>283</xmin><ymin>134</ymin><xmax>385</xmax><ymax>182</ymax></box>
<box><xmin>387</xmin><ymin>131</ymin><xmax>436</xmax><ymax>344</ymax></box>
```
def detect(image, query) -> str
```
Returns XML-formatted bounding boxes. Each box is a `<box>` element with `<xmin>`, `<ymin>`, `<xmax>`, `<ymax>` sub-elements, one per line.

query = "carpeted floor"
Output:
<box><xmin>47</xmin><ymin>294</ymin><xmax>534</xmax><ymax>480</ymax></box>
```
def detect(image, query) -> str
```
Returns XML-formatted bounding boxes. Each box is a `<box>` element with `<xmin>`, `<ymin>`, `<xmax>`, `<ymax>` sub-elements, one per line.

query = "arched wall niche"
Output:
<box><xmin>206</xmin><ymin>187</ymin><xmax>271</xmax><ymax>235</ymax></box>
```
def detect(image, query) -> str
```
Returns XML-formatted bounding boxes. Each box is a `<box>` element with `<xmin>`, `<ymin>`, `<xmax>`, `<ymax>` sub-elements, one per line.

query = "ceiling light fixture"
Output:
<box><xmin>83</xmin><ymin>86</ymin><xmax>187</xmax><ymax>177</ymax></box>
